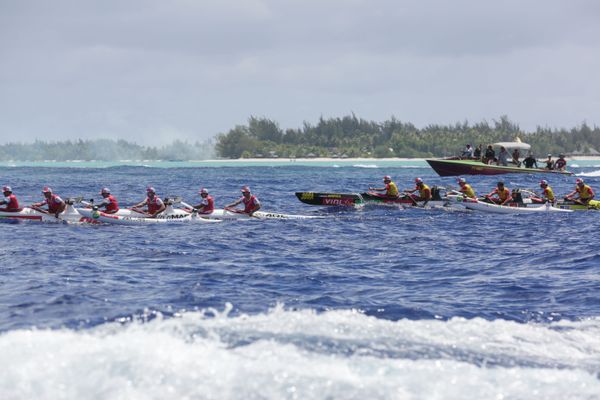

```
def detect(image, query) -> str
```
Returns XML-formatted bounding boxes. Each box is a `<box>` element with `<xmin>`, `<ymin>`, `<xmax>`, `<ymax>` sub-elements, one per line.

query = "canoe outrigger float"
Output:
<box><xmin>295</xmin><ymin>187</ymin><xmax>448</xmax><ymax>208</ymax></box>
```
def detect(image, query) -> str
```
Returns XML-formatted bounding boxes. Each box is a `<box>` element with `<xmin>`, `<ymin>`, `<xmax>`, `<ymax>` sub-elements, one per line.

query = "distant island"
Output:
<box><xmin>215</xmin><ymin>115</ymin><xmax>600</xmax><ymax>159</ymax></box>
<box><xmin>2</xmin><ymin>115</ymin><xmax>599</xmax><ymax>161</ymax></box>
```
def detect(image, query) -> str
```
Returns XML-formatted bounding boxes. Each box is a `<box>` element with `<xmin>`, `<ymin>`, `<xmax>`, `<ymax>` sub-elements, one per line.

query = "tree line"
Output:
<box><xmin>0</xmin><ymin>139</ymin><xmax>214</xmax><ymax>161</ymax></box>
<box><xmin>215</xmin><ymin>115</ymin><xmax>600</xmax><ymax>158</ymax></box>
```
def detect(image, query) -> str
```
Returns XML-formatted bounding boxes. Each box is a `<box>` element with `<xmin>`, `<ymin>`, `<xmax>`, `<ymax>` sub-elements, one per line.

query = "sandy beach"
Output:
<box><xmin>198</xmin><ymin>156</ymin><xmax>600</xmax><ymax>163</ymax></box>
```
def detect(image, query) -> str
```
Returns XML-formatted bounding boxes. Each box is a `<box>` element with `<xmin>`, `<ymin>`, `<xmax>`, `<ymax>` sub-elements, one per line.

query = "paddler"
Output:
<box><xmin>225</xmin><ymin>186</ymin><xmax>261</xmax><ymax>216</ymax></box>
<box><xmin>94</xmin><ymin>187</ymin><xmax>119</xmax><ymax>214</ymax></box>
<box><xmin>405</xmin><ymin>178</ymin><xmax>432</xmax><ymax>205</ymax></box>
<box><xmin>484</xmin><ymin>181</ymin><xmax>513</xmax><ymax>205</ymax></box>
<box><xmin>564</xmin><ymin>178</ymin><xmax>595</xmax><ymax>206</ymax></box>
<box><xmin>32</xmin><ymin>187</ymin><xmax>66</xmax><ymax>217</ymax></box>
<box><xmin>191</xmin><ymin>188</ymin><xmax>214</xmax><ymax>214</ymax></box>
<box><xmin>369</xmin><ymin>175</ymin><xmax>399</xmax><ymax>198</ymax></box>
<box><xmin>0</xmin><ymin>186</ymin><xmax>20</xmax><ymax>211</ymax></box>
<box><xmin>457</xmin><ymin>178</ymin><xmax>476</xmax><ymax>199</ymax></box>
<box><xmin>538</xmin><ymin>180</ymin><xmax>555</xmax><ymax>204</ymax></box>
<box><xmin>133</xmin><ymin>186</ymin><xmax>166</xmax><ymax>217</ymax></box>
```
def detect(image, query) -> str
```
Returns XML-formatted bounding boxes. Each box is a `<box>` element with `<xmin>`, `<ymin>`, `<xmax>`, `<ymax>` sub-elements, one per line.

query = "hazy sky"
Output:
<box><xmin>1</xmin><ymin>0</ymin><xmax>599</xmax><ymax>145</ymax></box>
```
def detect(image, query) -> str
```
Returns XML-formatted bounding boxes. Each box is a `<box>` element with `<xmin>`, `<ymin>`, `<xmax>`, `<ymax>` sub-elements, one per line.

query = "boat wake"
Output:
<box><xmin>2</xmin><ymin>305</ymin><xmax>599</xmax><ymax>399</ymax></box>
<box><xmin>578</xmin><ymin>169</ymin><xmax>600</xmax><ymax>177</ymax></box>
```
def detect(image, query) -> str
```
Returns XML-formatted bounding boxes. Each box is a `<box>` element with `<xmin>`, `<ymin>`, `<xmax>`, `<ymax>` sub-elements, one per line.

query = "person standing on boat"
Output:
<box><xmin>511</xmin><ymin>148</ymin><xmax>521</xmax><ymax>166</ymax></box>
<box><xmin>538</xmin><ymin>180</ymin><xmax>555</xmax><ymax>204</ymax></box>
<box><xmin>191</xmin><ymin>188</ymin><xmax>214</xmax><ymax>214</ymax></box>
<box><xmin>461</xmin><ymin>144</ymin><xmax>474</xmax><ymax>159</ymax></box>
<box><xmin>94</xmin><ymin>188</ymin><xmax>119</xmax><ymax>214</ymax></box>
<box><xmin>497</xmin><ymin>146</ymin><xmax>509</xmax><ymax>166</ymax></box>
<box><xmin>0</xmin><ymin>186</ymin><xmax>20</xmax><ymax>211</ymax></box>
<box><xmin>473</xmin><ymin>144</ymin><xmax>482</xmax><ymax>160</ymax></box>
<box><xmin>133</xmin><ymin>187</ymin><xmax>165</xmax><ymax>217</ymax></box>
<box><xmin>565</xmin><ymin>178</ymin><xmax>595</xmax><ymax>206</ymax></box>
<box><xmin>225</xmin><ymin>186</ymin><xmax>261</xmax><ymax>216</ymax></box>
<box><xmin>554</xmin><ymin>154</ymin><xmax>567</xmax><ymax>171</ymax></box>
<box><xmin>544</xmin><ymin>154</ymin><xmax>554</xmax><ymax>170</ymax></box>
<box><xmin>32</xmin><ymin>187</ymin><xmax>66</xmax><ymax>217</ymax></box>
<box><xmin>405</xmin><ymin>178</ymin><xmax>432</xmax><ymax>204</ymax></box>
<box><xmin>457</xmin><ymin>178</ymin><xmax>476</xmax><ymax>199</ymax></box>
<box><xmin>369</xmin><ymin>176</ymin><xmax>399</xmax><ymax>198</ymax></box>
<box><xmin>522</xmin><ymin>152</ymin><xmax>538</xmax><ymax>169</ymax></box>
<box><xmin>483</xmin><ymin>145</ymin><xmax>496</xmax><ymax>164</ymax></box>
<box><xmin>485</xmin><ymin>181</ymin><xmax>513</xmax><ymax>205</ymax></box>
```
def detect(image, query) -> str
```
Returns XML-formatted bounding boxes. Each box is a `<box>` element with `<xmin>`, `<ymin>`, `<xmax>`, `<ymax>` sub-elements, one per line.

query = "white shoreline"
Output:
<box><xmin>196</xmin><ymin>156</ymin><xmax>600</xmax><ymax>162</ymax></box>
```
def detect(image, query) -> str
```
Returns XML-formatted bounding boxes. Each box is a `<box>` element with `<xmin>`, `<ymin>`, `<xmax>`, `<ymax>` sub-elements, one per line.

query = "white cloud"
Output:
<box><xmin>1</xmin><ymin>0</ymin><xmax>599</xmax><ymax>144</ymax></box>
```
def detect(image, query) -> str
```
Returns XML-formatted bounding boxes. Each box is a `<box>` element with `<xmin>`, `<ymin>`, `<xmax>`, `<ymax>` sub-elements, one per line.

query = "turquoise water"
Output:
<box><xmin>1</xmin><ymin>158</ymin><xmax>599</xmax><ymax>168</ymax></box>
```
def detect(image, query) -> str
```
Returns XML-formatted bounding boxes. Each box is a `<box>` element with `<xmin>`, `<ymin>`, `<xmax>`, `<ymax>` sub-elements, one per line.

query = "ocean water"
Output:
<box><xmin>1</xmin><ymin>162</ymin><xmax>600</xmax><ymax>399</ymax></box>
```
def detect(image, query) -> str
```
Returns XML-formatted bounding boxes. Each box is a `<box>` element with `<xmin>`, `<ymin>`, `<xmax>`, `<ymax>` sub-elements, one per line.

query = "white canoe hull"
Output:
<box><xmin>199</xmin><ymin>209</ymin><xmax>322</xmax><ymax>220</ymax></box>
<box><xmin>76</xmin><ymin>207</ymin><xmax>189</xmax><ymax>219</ymax></box>
<box><xmin>83</xmin><ymin>204</ymin><xmax>219</xmax><ymax>225</ymax></box>
<box><xmin>447</xmin><ymin>195</ymin><xmax>572</xmax><ymax>214</ymax></box>
<box><xmin>0</xmin><ymin>205</ymin><xmax>88</xmax><ymax>223</ymax></box>
<box><xmin>90</xmin><ymin>211</ymin><xmax>221</xmax><ymax>225</ymax></box>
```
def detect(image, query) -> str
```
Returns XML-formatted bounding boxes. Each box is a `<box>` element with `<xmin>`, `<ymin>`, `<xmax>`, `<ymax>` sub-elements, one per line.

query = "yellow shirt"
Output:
<box><xmin>577</xmin><ymin>185</ymin><xmax>594</xmax><ymax>200</ymax></box>
<box><xmin>459</xmin><ymin>184</ymin><xmax>476</xmax><ymax>198</ymax></box>
<box><xmin>542</xmin><ymin>186</ymin><xmax>555</xmax><ymax>202</ymax></box>
<box><xmin>386</xmin><ymin>182</ymin><xmax>399</xmax><ymax>197</ymax></box>
<box><xmin>418</xmin><ymin>184</ymin><xmax>432</xmax><ymax>199</ymax></box>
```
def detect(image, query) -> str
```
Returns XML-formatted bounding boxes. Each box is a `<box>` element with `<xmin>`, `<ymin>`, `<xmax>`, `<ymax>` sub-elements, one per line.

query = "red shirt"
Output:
<box><xmin>103</xmin><ymin>195</ymin><xmax>119</xmax><ymax>212</ymax></box>
<box><xmin>242</xmin><ymin>195</ymin><xmax>260</xmax><ymax>213</ymax></box>
<box><xmin>198</xmin><ymin>195</ymin><xmax>214</xmax><ymax>214</ymax></box>
<box><xmin>147</xmin><ymin>195</ymin><xmax>164</xmax><ymax>214</ymax></box>
<box><xmin>1</xmin><ymin>194</ymin><xmax>19</xmax><ymax>211</ymax></box>
<box><xmin>43</xmin><ymin>194</ymin><xmax>64</xmax><ymax>213</ymax></box>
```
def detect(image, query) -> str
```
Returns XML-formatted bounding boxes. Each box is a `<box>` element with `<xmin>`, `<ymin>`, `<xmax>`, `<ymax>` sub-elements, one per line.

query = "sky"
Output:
<box><xmin>1</xmin><ymin>0</ymin><xmax>600</xmax><ymax>145</ymax></box>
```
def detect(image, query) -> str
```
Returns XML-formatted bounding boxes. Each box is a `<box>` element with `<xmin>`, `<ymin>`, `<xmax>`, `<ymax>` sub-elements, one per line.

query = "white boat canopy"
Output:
<box><xmin>493</xmin><ymin>138</ymin><xmax>531</xmax><ymax>151</ymax></box>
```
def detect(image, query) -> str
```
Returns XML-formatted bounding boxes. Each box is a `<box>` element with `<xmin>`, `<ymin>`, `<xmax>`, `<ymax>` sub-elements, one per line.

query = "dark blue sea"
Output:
<box><xmin>1</xmin><ymin>161</ymin><xmax>600</xmax><ymax>399</ymax></box>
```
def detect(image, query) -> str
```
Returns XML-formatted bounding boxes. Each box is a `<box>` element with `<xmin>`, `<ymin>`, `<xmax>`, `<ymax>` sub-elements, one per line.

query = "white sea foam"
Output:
<box><xmin>578</xmin><ymin>169</ymin><xmax>600</xmax><ymax>177</ymax></box>
<box><xmin>1</xmin><ymin>306</ymin><xmax>599</xmax><ymax>400</ymax></box>
<box><xmin>352</xmin><ymin>164</ymin><xmax>379</xmax><ymax>168</ymax></box>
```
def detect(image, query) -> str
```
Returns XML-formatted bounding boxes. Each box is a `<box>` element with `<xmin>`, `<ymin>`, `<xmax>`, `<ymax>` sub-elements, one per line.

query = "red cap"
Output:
<box><xmin>383</xmin><ymin>175</ymin><xmax>391</xmax><ymax>181</ymax></box>
<box><xmin>2</xmin><ymin>186</ymin><xmax>11</xmax><ymax>192</ymax></box>
<box><xmin>199</xmin><ymin>188</ymin><xmax>208</xmax><ymax>194</ymax></box>
<box><xmin>415</xmin><ymin>178</ymin><xmax>423</xmax><ymax>184</ymax></box>
<box><xmin>241</xmin><ymin>186</ymin><xmax>251</xmax><ymax>193</ymax></box>
<box><xmin>146</xmin><ymin>186</ymin><xmax>156</xmax><ymax>193</ymax></box>
<box><xmin>42</xmin><ymin>187</ymin><xmax>52</xmax><ymax>193</ymax></box>
<box><xmin>100</xmin><ymin>187</ymin><xmax>110</xmax><ymax>194</ymax></box>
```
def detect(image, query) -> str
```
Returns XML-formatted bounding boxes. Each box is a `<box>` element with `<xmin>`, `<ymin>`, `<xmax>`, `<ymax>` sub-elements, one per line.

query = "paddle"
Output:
<box><xmin>402</xmin><ymin>190</ymin><xmax>419</xmax><ymax>206</ymax></box>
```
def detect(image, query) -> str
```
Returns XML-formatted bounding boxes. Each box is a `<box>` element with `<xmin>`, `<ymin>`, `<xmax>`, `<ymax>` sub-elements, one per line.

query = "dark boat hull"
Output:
<box><xmin>295</xmin><ymin>190</ymin><xmax>445</xmax><ymax>206</ymax></box>
<box><xmin>426</xmin><ymin>159</ymin><xmax>573</xmax><ymax>177</ymax></box>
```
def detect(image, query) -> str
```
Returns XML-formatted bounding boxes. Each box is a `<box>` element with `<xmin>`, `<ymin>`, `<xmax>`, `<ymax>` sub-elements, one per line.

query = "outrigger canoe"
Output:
<box><xmin>426</xmin><ymin>159</ymin><xmax>573</xmax><ymax>177</ymax></box>
<box><xmin>295</xmin><ymin>187</ymin><xmax>448</xmax><ymax>208</ymax></box>
<box><xmin>447</xmin><ymin>195</ymin><xmax>572</xmax><ymax>213</ymax></box>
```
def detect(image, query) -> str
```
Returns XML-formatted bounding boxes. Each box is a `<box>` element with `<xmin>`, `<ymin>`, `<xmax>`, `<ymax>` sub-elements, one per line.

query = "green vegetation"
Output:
<box><xmin>0</xmin><ymin>139</ymin><xmax>214</xmax><ymax>161</ymax></box>
<box><xmin>3</xmin><ymin>116</ymin><xmax>598</xmax><ymax>161</ymax></box>
<box><xmin>215</xmin><ymin>115</ymin><xmax>600</xmax><ymax>158</ymax></box>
